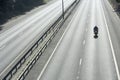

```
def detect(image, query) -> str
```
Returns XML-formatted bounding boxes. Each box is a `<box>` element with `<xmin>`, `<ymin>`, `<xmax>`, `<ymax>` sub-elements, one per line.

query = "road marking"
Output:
<box><xmin>104</xmin><ymin>0</ymin><xmax>119</xmax><ymax>19</ymax></box>
<box><xmin>37</xmin><ymin>1</ymin><xmax>87</xmax><ymax>79</ymax></box>
<box><xmin>37</xmin><ymin>19</ymin><xmax>72</xmax><ymax>80</ymax></box>
<box><xmin>79</xmin><ymin>59</ymin><xmax>82</xmax><ymax>65</ymax></box>
<box><xmin>101</xmin><ymin>3</ymin><xmax>120</xmax><ymax>80</ymax></box>
<box><xmin>83</xmin><ymin>40</ymin><xmax>86</xmax><ymax>45</ymax></box>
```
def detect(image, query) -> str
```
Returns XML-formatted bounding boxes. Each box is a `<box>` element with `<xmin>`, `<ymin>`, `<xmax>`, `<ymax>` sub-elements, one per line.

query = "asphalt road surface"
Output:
<box><xmin>37</xmin><ymin>0</ymin><xmax>120</xmax><ymax>80</ymax></box>
<box><xmin>101</xmin><ymin>0</ymin><xmax>120</xmax><ymax>77</ymax></box>
<box><xmin>0</xmin><ymin>0</ymin><xmax>76</xmax><ymax>77</ymax></box>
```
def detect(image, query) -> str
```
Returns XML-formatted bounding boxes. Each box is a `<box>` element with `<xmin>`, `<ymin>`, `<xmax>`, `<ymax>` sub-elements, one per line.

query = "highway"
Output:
<box><xmin>37</xmin><ymin>0</ymin><xmax>120</xmax><ymax>80</ymax></box>
<box><xmin>0</xmin><ymin>0</ymin><xmax>76</xmax><ymax>78</ymax></box>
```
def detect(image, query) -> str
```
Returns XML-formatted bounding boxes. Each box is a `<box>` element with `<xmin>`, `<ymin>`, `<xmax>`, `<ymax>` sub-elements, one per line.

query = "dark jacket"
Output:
<box><xmin>94</xmin><ymin>26</ymin><xmax>98</xmax><ymax>34</ymax></box>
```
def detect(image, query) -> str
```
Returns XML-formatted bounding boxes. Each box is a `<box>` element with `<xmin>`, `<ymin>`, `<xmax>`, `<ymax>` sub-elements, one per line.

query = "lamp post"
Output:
<box><xmin>62</xmin><ymin>0</ymin><xmax>64</xmax><ymax>19</ymax></box>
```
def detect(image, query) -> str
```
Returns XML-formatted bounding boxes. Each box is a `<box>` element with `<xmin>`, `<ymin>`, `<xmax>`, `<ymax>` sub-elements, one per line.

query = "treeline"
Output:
<box><xmin>0</xmin><ymin>0</ymin><xmax>45</xmax><ymax>24</ymax></box>
<box><xmin>116</xmin><ymin>0</ymin><xmax>120</xmax><ymax>3</ymax></box>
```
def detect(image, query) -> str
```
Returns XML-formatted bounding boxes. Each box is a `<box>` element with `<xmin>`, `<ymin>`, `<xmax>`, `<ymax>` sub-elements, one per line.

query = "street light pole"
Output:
<box><xmin>62</xmin><ymin>0</ymin><xmax>64</xmax><ymax>19</ymax></box>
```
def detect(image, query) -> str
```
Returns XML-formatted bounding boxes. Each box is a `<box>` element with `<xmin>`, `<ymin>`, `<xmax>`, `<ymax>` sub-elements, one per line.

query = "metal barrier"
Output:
<box><xmin>2</xmin><ymin>0</ymin><xmax>80</xmax><ymax>80</ymax></box>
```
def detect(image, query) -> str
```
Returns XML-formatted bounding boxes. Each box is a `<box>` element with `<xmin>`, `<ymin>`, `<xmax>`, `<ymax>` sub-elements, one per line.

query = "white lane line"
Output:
<box><xmin>101</xmin><ymin>3</ymin><xmax>120</xmax><ymax>80</ymax></box>
<box><xmin>37</xmin><ymin>31</ymin><xmax>66</xmax><ymax>80</ymax></box>
<box><xmin>83</xmin><ymin>40</ymin><xmax>86</xmax><ymax>45</ymax></box>
<box><xmin>79</xmin><ymin>59</ymin><xmax>82</xmax><ymax>65</ymax></box>
<box><xmin>37</xmin><ymin>3</ymin><xmax>84</xmax><ymax>79</ymax></box>
<box><xmin>106</xmin><ymin>0</ymin><xmax>115</xmax><ymax>12</ymax></box>
<box><xmin>77</xmin><ymin>59</ymin><xmax>82</xmax><ymax>79</ymax></box>
<box><xmin>104</xmin><ymin>0</ymin><xmax>119</xmax><ymax>19</ymax></box>
<box><xmin>37</xmin><ymin>19</ymin><xmax>72</xmax><ymax>80</ymax></box>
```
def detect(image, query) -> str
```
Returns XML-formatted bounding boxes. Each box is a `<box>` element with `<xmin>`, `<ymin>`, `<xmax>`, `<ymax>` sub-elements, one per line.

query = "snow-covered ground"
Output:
<box><xmin>0</xmin><ymin>0</ymin><xmax>57</xmax><ymax>33</ymax></box>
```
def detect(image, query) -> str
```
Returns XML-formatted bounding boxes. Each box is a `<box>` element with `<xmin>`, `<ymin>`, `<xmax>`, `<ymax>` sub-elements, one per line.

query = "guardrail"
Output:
<box><xmin>1</xmin><ymin>0</ymin><xmax>80</xmax><ymax>80</ymax></box>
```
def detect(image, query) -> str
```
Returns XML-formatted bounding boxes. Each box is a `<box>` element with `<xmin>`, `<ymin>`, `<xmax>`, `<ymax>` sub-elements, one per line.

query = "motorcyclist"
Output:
<box><xmin>93</xmin><ymin>26</ymin><xmax>98</xmax><ymax>38</ymax></box>
<box><xmin>94</xmin><ymin>26</ymin><xmax>98</xmax><ymax>34</ymax></box>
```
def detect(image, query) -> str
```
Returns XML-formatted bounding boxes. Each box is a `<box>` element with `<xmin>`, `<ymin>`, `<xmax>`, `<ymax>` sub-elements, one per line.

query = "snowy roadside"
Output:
<box><xmin>0</xmin><ymin>0</ymin><xmax>57</xmax><ymax>33</ymax></box>
<box><xmin>108</xmin><ymin>0</ymin><xmax>120</xmax><ymax>17</ymax></box>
